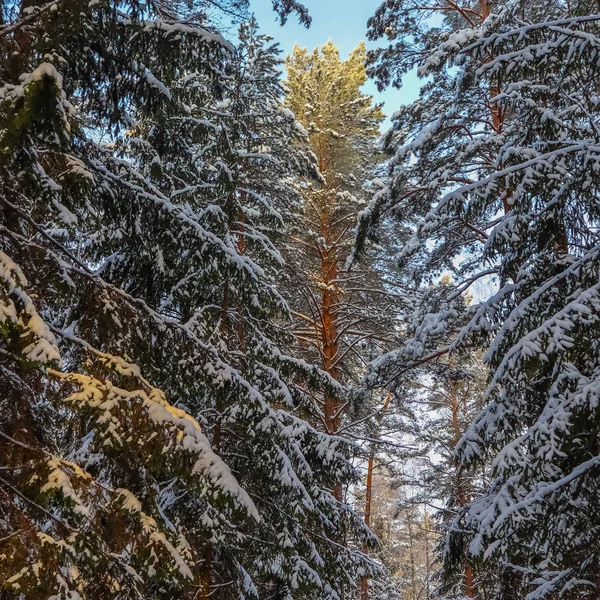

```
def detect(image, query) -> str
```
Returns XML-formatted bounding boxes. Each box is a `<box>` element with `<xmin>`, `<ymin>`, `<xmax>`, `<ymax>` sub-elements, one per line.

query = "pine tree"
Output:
<box><xmin>356</xmin><ymin>280</ymin><xmax>486</xmax><ymax>599</ymax></box>
<box><xmin>395</xmin><ymin>502</ymin><xmax>435</xmax><ymax>600</ymax></box>
<box><xmin>284</xmin><ymin>39</ymin><xmax>401</xmax><ymax>599</ymax></box>
<box><xmin>415</xmin><ymin>347</ymin><xmax>487</xmax><ymax>599</ymax></box>
<box><xmin>283</xmin><ymin>40</ymin><xmax>390</xmax><ymax>450</ymax></box>
<box><xmin>360</xmin><ymin>1</ymin><xmax>600</xmax><ymax>598</ymax></box>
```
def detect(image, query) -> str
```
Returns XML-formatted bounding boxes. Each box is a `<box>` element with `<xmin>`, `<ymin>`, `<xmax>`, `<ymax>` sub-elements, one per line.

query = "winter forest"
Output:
<box><xmin>3</xmin><ymin>0</ymin><xmax>600</xmax><ymax>598</ymax></box>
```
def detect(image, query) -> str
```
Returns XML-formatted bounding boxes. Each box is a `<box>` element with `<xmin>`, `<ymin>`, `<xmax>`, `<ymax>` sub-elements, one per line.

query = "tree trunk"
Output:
<box><xmin>201</xmin><ymin>225</ymin><xmax>235</xmax><ymax>599</ymax></box>
<box><xmin>360</xmin><ymin>448</ymin><xmax>375</xmax><ymax>600</ymax></box>
<box><xmin>450</xmin><ymin>380</ymin><xmax>475</xmax><ymax>598</ymax></box>
<box><xmin>360</xmin><ymin>393</ymin><xmax>392</xmax><ymax>600</ymax></box>
<box><xmin>319</xmin><ymin>186</ymin><xmax>343</xmax><ymax>499</ymax></box>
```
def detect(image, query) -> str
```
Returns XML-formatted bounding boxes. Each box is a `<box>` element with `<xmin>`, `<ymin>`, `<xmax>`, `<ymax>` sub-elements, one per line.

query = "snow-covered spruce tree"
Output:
<box><xmin>360</xmin><ymin>1</ymin><xmax>600</xmax><ymax>598</ymax></box>
<box><xmin>0</xmin><ymin>1</ymin><xmax>373</xmax><ymax>599</ymax></box>
<box><xmin>0</xmin><ymin>10</ymin><xmax>256</xmax><ymax>600</ymax></box>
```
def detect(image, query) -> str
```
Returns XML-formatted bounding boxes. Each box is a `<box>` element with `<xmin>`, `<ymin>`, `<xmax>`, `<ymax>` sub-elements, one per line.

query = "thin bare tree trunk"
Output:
<box><xmin>360</xmin><ymin>393</ymin><xmax>392</xmax><ymax>600</ymax></box>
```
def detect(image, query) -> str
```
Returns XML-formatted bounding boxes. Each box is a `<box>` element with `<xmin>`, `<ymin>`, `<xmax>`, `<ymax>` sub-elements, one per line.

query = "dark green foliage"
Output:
<box><xmin>362</xmin><ymin>1</ymin><xmax>600</xmax><ymax>598</ymax></box>
<box><xmin>0</xmin><ymin>0</ymin><xmax>374</xmax><ymax>598</ymax></box>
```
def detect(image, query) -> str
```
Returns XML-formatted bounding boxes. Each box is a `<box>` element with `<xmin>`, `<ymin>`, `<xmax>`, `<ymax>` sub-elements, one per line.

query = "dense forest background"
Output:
<box><xmin>2</xmin><ymin>1</ymin><xmax>600</xmax><ymax>599</ymax></box>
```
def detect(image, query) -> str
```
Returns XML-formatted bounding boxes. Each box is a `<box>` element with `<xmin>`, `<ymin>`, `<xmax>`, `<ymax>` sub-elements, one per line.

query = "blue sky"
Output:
<box><xmin>249</xmin><ymin>0</ymin><xmax>423</xmax><ymax>130</ymax></box>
